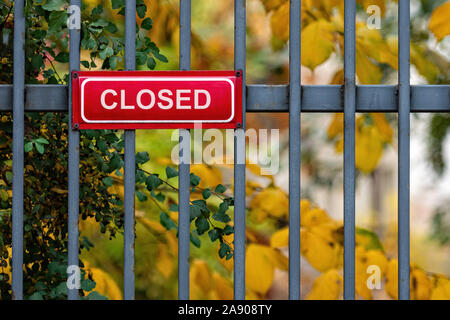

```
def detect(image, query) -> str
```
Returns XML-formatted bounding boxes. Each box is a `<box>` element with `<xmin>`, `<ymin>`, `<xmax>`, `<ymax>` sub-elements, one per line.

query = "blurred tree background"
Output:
<box><xmin>0</xmin><ymin>0</ymin><xmax>449</xmax><ymax>300</ymax></box>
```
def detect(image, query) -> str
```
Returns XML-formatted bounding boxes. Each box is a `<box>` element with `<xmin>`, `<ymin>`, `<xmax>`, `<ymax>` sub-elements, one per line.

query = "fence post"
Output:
<box><xmin>343</xmin><ymin>0</ymin><xmax>356</xmax><ymax>300</ymax></box>
<box><xmin>12</xmin><ymin>0</ymin><xmax>25</xmax><ymax>300</ymax></box>
<box><xmin>68</xmin><ymin>0</ymin><xmax>81</xmax><ymax>301</ymax></box>
<box><xmin>178</xmin><ymin>0</ymin><xmax>191</xmax><ymax>301</ymax></box>
<box><xmin>123</xmin><ymin>0</ymin><xmax>137</xmax><ymax>300</ymax></box>
<box><xmin>234</xmin><ymin>0</ymin><xmax>246</xmax><ymax>301</ymax></box>
<box><xmin>288</xmin><ymin>0</ymin><xmax>301</xmax><ymax>300</ymax></box>
<box><xmin>398</xmin><ymin>0</ymin><xmax>411</xmax><ymax>300</ymax></box>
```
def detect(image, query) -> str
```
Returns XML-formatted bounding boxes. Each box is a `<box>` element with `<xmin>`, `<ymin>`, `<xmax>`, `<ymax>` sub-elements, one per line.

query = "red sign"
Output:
<box><xmin>72</xmin><ymin>71</ymin><xmax>242</xmax><ymax>129</ymax></box>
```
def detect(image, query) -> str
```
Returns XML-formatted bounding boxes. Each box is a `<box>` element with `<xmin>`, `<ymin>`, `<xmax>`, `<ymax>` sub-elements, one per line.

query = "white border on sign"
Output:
<box><xmin>80</xmin><ymin>77</ymin><xmax>235</xmax><ymax>123</ymax></box>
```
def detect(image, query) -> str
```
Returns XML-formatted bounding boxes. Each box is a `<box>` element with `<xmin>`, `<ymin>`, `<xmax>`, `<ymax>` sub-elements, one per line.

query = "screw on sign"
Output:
<box><xmin>72</xmin><ymin>71</ymin><xmax>243</xmax><ymax>129</ymax></box>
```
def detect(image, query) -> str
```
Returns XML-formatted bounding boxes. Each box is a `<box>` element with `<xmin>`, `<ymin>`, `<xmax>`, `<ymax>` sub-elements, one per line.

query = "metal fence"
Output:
<box><xmin>1</xmin><ymin>0</ymin><xmax>449</xmax><ymax>300</ymax></box>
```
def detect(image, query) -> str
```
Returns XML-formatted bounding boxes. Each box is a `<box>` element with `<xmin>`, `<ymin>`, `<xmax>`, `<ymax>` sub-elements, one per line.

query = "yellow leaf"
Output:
<box><xmin>411</xmin><ymin>268</ymin><xmax>432</xmax><ymax>300</ymax></box>
<box><xmin>330</xmin><ymin>69</ymin><xmax>344</xmax><ymax>85</ymax></box>
<box><xmin>429</xmin><ymin>1</ymin><xmax>450</xmax><ymax>42</ymax></box>
<box><xmin>356</xmin><ymin>43</ymin><xmax>383</xmax><ymax>84</ymax></box>
<box><xmin>301</xmin><ymin>199</ymin><xmax>311</xmax><ymax>215</ymax></box>
<box><xmin>270</xmin><ymin>227</ymin><xmax>289</xmax><ymax>248</ymax></box>
<box><xmin>165</xmin><ymin>231</ymin><xmax>178</xmax><ymax>257</ymax></box>
<box><xmin>156</xmin><ymin>242</ymin><xmax>174</xmax><ymax>280</ymax></box>
<box><xmin>431</xmin><ymin>277</ymin><xmax>450</xmax><ymax>300</ymax></box>
<box><xmin>365</xmin><ymin>249</ymin><xmax>388</xmax><ymax>276</ymax></box>
<box><xmin>86</xmin><ymin>267</ymin><xmax>122</xmax><ymax>300</ymax></box>
<box><xmin>355</xmin><ymin>124</ymin><xmax>384</xmax><ymax>174</ymax></box>
<box><xmin>212</xmin><ymin>272</ymin><xmax>233</xmax><ymax>300</ymax></box>
<box><xmin>301</xmin><ymin>19</ymin><xmax>336</xmax><ymax>70</ymax></box>
<box><xmin>356</xmin><ymin>23</ymin><xmax>398</xmax><ymax>70</ymax></box>
<box><xmin>264</xmin><ymin>247</ymin><xmax>289</xmax><ymax>271</ymax></box>
<box><xmin>261</xmin><ymin>0</ymin><xmax>286</xmax><ymax>12</ymax></box>
<box><xmin>270</xmin><ymin>2</ymin><xmax>290</xmax><ymax>42</ymax></box>
<box><xmin>370</xmin><ymin>113</ymin><xmax>393</xmax><ymax>143</ymax></box>
<box><xmin>249</xmin><ymin>187</ymin><xmax>289</xmax><ymax>221</ymax></box>
<box><xmin>0</xmin><ymin>189</ymin><xmax>8</xmax><ymax>201</ymax></box>
<box><xmin>385</xmin><ymin>259</ymin><xmax>398</xmax><ymax>300</ymax></box>
<box><xmin>306</xmin><ymin>269</ymin><xmax>342</xmax><ymax>300</ymax></box>
<box><xmin>190</xmin><ymin>260</ymin><xmax>212</xmax><ymax>298</ymax></box>
<box><xmin>302</xmin><ymin>208</ymin><xmax>332</xmax><ymax>228</ymax></box>
<box><xmin>327</xmin><ymin>113</ymin><xmax>343</xmax><ymax>140</ymax></box>
<box><xmin>301</xmin><ymin>229</ymin><xmax>342</xmax><ymax>272</ymax></box>
<box><xmin>245</xmin><ymin>244</ymin><xmax>276</xmax><ymax>295</ymax></box>
<box><xmin>411</xmin><ymin>44</ymin><xmax>440</xmax><ymax>84</ymax></box>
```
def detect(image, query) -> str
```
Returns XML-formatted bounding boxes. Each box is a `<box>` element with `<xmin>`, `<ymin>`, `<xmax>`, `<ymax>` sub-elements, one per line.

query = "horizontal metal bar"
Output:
<box><xmin>0</xmin><ymin>84</ymin><xmax>448</xmax><ymax>113</ymax></box>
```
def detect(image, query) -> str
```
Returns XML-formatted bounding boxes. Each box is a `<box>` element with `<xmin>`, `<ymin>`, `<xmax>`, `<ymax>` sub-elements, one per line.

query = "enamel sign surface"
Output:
<box><xmin>72</xmin><ymin>71</ymin><xmax>242</xmax><ymax>129</ymax></box>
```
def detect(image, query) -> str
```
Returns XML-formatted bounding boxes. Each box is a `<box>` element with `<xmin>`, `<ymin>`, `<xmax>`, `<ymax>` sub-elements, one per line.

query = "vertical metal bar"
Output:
<box><xmin>68</xmin><ymin>0</ymin><xmax>81</xmax><ymax>301</ymax></box>
<box><xmin>234</xmin><ymin>0</ymin><xmax>246</xmax><ymax>300</ymax></box>
<box><xmin>343</xmin><ymin>0</ymin><xmax>356</xmax><ymax>300</ymax></box>
<box><xmin>288</xmin><ymin>0</ymin><xmax>301</xmax><ymax>300</ymax></box>
<box><xmin>12</xmin><ymin>0</ymin><xmax>25</xmax><ymax>300</ymax></box>
<box><xmin>67</xmin><ymin>0</ymin><xmax>81</xmax><ymax>301</ymax></box>
<box><xmin>178</xmin><ymin>0</ymin><xmax>191</xmax><ymax>301</ymax></box>
<box><xmin>398</xmin><ymin>0</ymin><xmax>411</xmax><ymax>301</ymax></box>
<box><xmin>124</xmin><ymin>0</ymin><xmax>136</xmax><ymax>300</ymax></box>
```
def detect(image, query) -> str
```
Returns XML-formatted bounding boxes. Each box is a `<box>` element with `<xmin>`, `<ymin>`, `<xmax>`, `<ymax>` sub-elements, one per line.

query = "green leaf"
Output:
<box><xmin>35</xmin><ymin>143</ymin><xmax>45</xmax><ymax>154</ymax></box>
<box><xmin>195</xmin><ymin>217</ymin><xmax>210</xmax><ymax>235</ymax></box>
<box><xmin>190</xmin><ymin>173</ymin><xmax>200</xmax><ymax>187</ymax></box>
<box><xmin>356</xmin><ymin>227</ymin><xmax>385</xmax><ymax>251</ymax></box>
<box><xmin>91</xmin><ymin>4</ymin><xmax>103</xmax><ymax>15</ymax></box>
<box><xmin>146</xmin><ymin>174</ymin><xmax>162</xmax><ymax>190</ymax></box>
<box><xmin>147</xmin><ymin>57</ymin><xmax>156</xmax><ymax>70</ymax></box>
<box><xmin>55</xmin><ymin>52</ymin><xmax>69</xmax><ymax>63</ymax></box>
<box><xmin>190</xmin><ymin>205</ymin><xmax>202</xmax><ymax>221</ymax></box>
<box><xmin>212</xmin><ymin>211</ymin><xmax>231</xmax><ymax>223</ymax></box>
<box><xmin>215</xmin><ymin>184</ymin><xmax>226</xmax><ymax>193</ymax></box>
<box><xmin>219</xmin><ymin>242</ymin><xmax>231</xmax><ymax>259</ymax></box>
<box><xmin>136</xmin><ymin>190</ymin><xmax>147</xmax><ymax>202</ymax></box>
<box><xmin>111</xmin><ymin>0</ymin><xmax>125</xmax><ymax>9</ymax></box>
<box><xmin>136</xmin><ymin>4</ymin><xmax>147</xmax><ymax>18</ymax></box>
<box><xmin>202</xmin><ymin>188</ymin><xmax>211</xmax><ymax>199</ymax></box>
<box><xmin>153</xmin><ymin>192</ymin><xmax>165</xmax><ymax>202</ymax></box>
<box><xmin>223</xmin><ymin>225</ymin><xmax>234</xmax><ymax>235</ymax></box>
<box><xmin>166</xmin><ymin>167</ymin><xmax>178</xmax><ymax>179</ymax></box>
<box><xmin>136</xmin><ymin>151</ymin><xmax>150</xmax><ymax>164</ymax></box>
<box><xmin>190</xmin><ymin>234</ymin><xmax>201</xmax><ymax>248</ymax></box>
<box><xmin>87</xmin><ymin>292</ymin><xmax>108</xmax><ymax>300</ymax></box>
<box><xmin>42</xmin><ymin>0</ymin><xmax>65</xmax><ymax>11</ymax></box>
<box><xmin>31</xmin><ymin>55</ymin><xmax>44</xmax><ymax>70</ymax></box>
<box><xmin>99</xmin><ymin>47</ymin><xmax>114</xmax><ymax>60</ymax></box>
<box><xmin>28</xmin><ymin>292</ymin><xmax>44</xmax><ymax>300</ymax></box>
<box><xmin>141</xmin><ymin>18</ymin><xmax>153</xmax><ymax>30</ymax></box>
<box><xmin>169</xmin><ymin>204</ymin><xmax>179</xmax><ymax>212</ymax></box>
<box><xmin>80</xmin><ymin>278</ymin><xmax>96</xmax><ymax>291</ymax></box>
<box><xmin>54</xmin><ymin>282</ymin><xmax>68</xmax><ymax>296</ymax></box>
<box><xmin>154</xmin><ymin>52</ymin><xmax>168</xmax><ymax>63</ymax></box>
<box><xmin>81</xmin><ymin>60</ymin><xmax>90</xmax><ymax>68</ymax></box>
<box><xmin>208</xmin><ymin>228</ymin><xmax>221</xmax><ymax>242</ymax></box>
<box><xmin>160</xmin><ymin>212</ymin><xmax>177</xmax><ymax>231</ymax></box>
<box><xmin>24</xmin><ymin>142</ymin><xmax>33</xmax><ymax>153</ymax></box>
<box><xmin>34</xmin><ymin>137</ymin><xmax>49</xmax><ymax>145</ymax></box>
<box><xmin>102</xmin><ymin>177</ymin><xmax>113</xmax><ymax>187</ymax></box>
